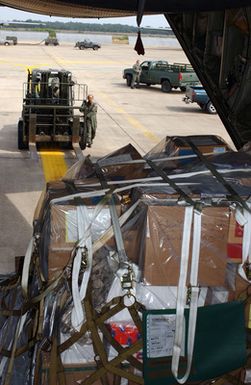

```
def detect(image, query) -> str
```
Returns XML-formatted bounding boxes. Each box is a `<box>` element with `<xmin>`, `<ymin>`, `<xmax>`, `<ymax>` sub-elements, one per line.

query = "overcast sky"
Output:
<box><xmin>0</xmin><ymin>6</ymin><xmax>168</xmax><ymax>28</ymax></box>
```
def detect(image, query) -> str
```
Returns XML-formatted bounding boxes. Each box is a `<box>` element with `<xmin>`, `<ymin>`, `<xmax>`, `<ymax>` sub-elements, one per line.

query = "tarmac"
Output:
<box><xmin>0</xmin><ymin>42</ymin><xmax>233</xmax><ymax>273</ymax></box>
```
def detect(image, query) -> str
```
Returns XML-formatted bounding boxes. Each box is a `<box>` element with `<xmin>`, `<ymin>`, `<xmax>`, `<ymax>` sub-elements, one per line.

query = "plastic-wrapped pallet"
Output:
<box><xmin>1</xmin><ymin>138</ymin><xmax>251</xmax><ymax>385</ymax></box>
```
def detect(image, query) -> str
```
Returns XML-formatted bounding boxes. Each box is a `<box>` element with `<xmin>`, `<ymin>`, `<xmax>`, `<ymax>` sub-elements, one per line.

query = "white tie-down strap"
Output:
<box><xmin>171</xmin><ymin>207</ymin><xmax>202</xmax><ymax>384</ymax></box>
<box><xmin>0</xmin><ymin>314</ymin><xmax>25</xmax><ymax>376</ymax></box>
<box><xmin>71</xmin><ymin>205</ymin><xmax>93</xmax><ymax>330</ymax></box>
<box><xmin>3</xmin><ymin>313</ymin><xmax>28</xmax><ymax>382</ymax></box>
<box><xmin>21</xmin><ymin>237</ymin><xmax>35</xmax><ymax>297</ymax></box>
<box><xmin>71</xmin><ymin>196</ymin><xmax>112</xmax><ymax>330</ymax></box>
<box><xmin>71</xmin><ymin>198</ymin><xmax>141</xmax><ymax>330</ymax></box>
<box><xmin>93</xmin><ymin>200</ymin><xmax>139</xmax><ymax>255</ymax></box>
<box><xmin>235</xmin><ymin>203</ymin><xmax>251</xmax><ymax>281</ymax></box>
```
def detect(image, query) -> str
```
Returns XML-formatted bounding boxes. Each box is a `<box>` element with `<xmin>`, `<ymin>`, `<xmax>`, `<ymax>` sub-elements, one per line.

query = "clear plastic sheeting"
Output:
<box><xmin>0</xmin><ymin>280</ymin><xmax>35</xmax><ymax>385</ymax></box>
<box><xmin>177</xmin><ymin>151</ymin><xmax>251</xmax><ymax>173</ymax></box>
<box><xmin>1</xmin><ymin>137</ymin><xmax>251</xmax><ymax>385</ymax></box>
<box><xmin>60</xmin><ymin>332</ymin><xmax>95</xmax><ymax>365</ymax></box>
<box><xmin>145</xmin><ymin>135</ymin><xmax>232</xmax><ymax>171</ymax></box>
<box><xmin>63</xmin><ymin>143</ymin><xmax>145</xmax><ymax>182</ymax></box>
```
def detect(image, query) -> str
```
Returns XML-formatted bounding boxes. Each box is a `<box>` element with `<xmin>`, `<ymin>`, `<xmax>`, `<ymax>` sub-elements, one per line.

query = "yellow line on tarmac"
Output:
<box><xmin>40</xmin><ymin>150</ymin><xmax>68</xmax><ymax>182</ymax></box>
<box><xmin>57</xmin><ymin>59</ymin><xmax>121</xmax><ymax>65</ymax></box>
<box><xmin>126</xmin><ymin>115</ymin><xmax>159</xmax><ymax>142</ymax></box>
<box><xmin>24</xmin><ymin>63</ymin><xmax>51</xmax><ymax>68</ymax></box>
<box><xmin>99</xmin><ymin>91</ymin><xmax>159</xmax><ymax>143</ymax></box>
<box><xmin>0</xmin><ymin>60</ymin><xmax>51</xmax><ymax>68</ymax></box>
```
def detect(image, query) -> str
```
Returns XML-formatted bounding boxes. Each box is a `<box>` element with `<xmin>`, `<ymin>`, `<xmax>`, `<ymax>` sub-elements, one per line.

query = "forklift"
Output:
<box><xmin>18</xmin><ymin>68</ymin><xmax>88</xmax><ymax>156</ymax></box>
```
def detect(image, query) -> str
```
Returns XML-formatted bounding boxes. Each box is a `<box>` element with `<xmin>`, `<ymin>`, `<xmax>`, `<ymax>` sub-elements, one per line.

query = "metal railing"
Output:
<box><xmin>22</xmin><ymin>82</ymin><xmax>88</xmax><ymax>107</ymax></box>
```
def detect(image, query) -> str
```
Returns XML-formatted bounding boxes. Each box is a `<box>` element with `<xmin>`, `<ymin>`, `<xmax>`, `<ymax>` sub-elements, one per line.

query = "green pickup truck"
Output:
<box><xmin>123</xmin><ymin>60</ymin><xmax>199</xmax><ymax>92</ymax></box>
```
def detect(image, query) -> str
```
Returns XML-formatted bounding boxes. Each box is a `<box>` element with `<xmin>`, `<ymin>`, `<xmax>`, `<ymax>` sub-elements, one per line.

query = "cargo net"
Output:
<box><xmin>1</xmin><ymin>136</ymin><xmax>251</xmax><ymax>385</ymax></box>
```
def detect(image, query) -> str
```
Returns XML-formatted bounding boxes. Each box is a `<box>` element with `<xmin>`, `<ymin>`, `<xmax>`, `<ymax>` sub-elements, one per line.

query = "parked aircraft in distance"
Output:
<box><xmin>0</xmin><ymin>20</ymin><xmax>46</xmax><ymax>26</ymax></box>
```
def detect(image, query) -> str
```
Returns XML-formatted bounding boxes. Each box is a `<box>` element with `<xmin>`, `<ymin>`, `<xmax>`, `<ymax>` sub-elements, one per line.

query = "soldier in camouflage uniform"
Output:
<box><xmin>131</xmin><ymin>60</ymin><xmax>142</xmax><ymax>89</ymax></box>
<box><xmin>80</xmin><ymin>94</ymin><xmax>97</xmax><ymax>147</ymax></box>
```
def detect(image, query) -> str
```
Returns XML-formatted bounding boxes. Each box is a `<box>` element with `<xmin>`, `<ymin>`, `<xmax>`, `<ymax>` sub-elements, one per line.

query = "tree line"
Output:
<box><xmin>6</xmin><ymin>19</ymin><xmax>174</xmax><ymax>36</ymax></box>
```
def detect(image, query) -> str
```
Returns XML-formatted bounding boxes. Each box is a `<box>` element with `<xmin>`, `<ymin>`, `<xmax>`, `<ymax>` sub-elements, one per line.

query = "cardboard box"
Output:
<box><xmin>50</xmin><ymin>204</ymin><xmax>121</xmax><ymax>251</ymax></box>
<box><xmin>42</xmin><ymin>363</ymin><xmax>112</xmax><ymax>385</ymax></box>
<box><xmin>15</xmin><ymin>255</ymin><xmax>24</xmax><ymax>274</ymax></box>
<box><xmin>170</xmin><ymin>135</ymin><xmax>230</xmax><ymax>158</ymax></box>
<box><xmin>165</xmin><ymin>135</ymin><xmax>230</xmax><ymax>167</ymax></box>
<box><xmin>48</xmin><ymin>204</ymin><xmax>120</xmax><ymax>280</ymax></box>
<box><xmin>140</xmin><ymin>205</ymin><xmax>229</xmax><ymax>286</ymax></box>
<box><xmin>63</xmin><ymin>365</ymin><xmax>100</xmax><ymax>385</ymax></box>
<box><xmin>227</xmin><ymin>213</ymin><xmax>243</xmax><ymax>263</ymax></box>
<box><xmin>48</xmin><ymin>250</ymin><xmax>72</xmax><ymax>280</ymax></box>
<box><xmin>42</xmin><ymin>353</ymin><xmax>140</xmax><ymax>385</ymax></box>
<box><xmin>61</xmin><ymin>365</ymin><xmax>139</xmax><ymax>385</ymax></box>
<box><xmin>98</xmin><ymin>143</ymin><xmax>147</xmax><ymax>182</ymax></box>
<box><xmin>145</xmin><ymin>135</ymin><xmax>231</xmax><ymax>169</ymax></box>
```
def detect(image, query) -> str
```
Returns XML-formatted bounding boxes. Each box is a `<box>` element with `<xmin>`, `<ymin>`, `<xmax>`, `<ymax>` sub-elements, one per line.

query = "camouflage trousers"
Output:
<box><xmin>131</xmin><ymin>73</ymin><xmax>140</xmax><ymax>88</ymax></box>
<box><xmin>86</xmin><ymin>120</ymin><xmax>96</xmax><ymax>144</ymax></box>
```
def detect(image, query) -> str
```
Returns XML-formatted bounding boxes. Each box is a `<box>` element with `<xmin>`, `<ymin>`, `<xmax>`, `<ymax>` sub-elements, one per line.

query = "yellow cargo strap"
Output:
<box><xmin>40</xmin><ymin>150</ymin><xmax>68</xmax><ymax>182</ymax></box>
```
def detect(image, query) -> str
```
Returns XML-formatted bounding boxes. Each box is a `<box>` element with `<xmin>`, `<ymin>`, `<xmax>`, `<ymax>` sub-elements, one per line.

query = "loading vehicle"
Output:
<box><xmin>18</xmin><ymin>68</ymin><xmax>88</xmax><ymax>156</ymax></box>
<box><xmin>183</xmin><ymin>85</ymin><xmax>217</xmax><ymax>114</ymax></box>
<box><xmin>6</xmin><ymin>35</ymin><xmax>17</xmax><ymax>44</ymax></box>
<box><xmin>123</xmin><ymin>60</ymin><xmax>200</xmax><ymax>92</ymax></box>
<box><xmin>75</xmin><ymin>39</ymin><xmax>101</xmax><ymax>50</ymax></box>
<box><xmin>45</xmin><ymin>37</ymin><xmax>59</xmax><ymax>46</ymax></box>
<box><xmin>0</xmin><ymin>35</ymin><xmax>17</xmax><ymax>45</ymax></box>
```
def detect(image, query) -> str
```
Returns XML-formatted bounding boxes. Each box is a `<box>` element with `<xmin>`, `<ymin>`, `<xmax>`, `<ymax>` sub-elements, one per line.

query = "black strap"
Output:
<box><xmin>95</xmin><ymin>162</ymin><xmax>128</xmax><ymax>264</ymax></box>
<box><xmin>146</xmin><ymin>159</ymin><xmax>196</xmax><ymax>206</ymax></box>
<box><xmin>183</xmin><ymin>137</ymin><xmax>251</xmax><ymax>213</ymax></box>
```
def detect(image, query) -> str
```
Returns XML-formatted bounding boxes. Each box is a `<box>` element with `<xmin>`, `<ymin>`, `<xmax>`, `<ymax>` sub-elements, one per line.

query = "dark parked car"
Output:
<box><xmin>183</xmin><ymin>86</ymin><xmax>217</xmax><ymax>114</ymax></box>
<box><xmin>75</xmin><ymin>40</ymin><xmax>101</xmax><ymax>50</ymax></box>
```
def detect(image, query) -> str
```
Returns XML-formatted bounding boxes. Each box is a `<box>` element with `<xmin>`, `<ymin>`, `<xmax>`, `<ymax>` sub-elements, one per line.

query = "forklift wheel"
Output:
<box><xmin>79</xmin><ymin>125</ymin><xmax>87</xmax><ymax>150</ymax></box>
<box><xmin>79</xmin><ymin>139</ymin><xmax>86</xmax><ymax>150</ymax></box>
<box><xmin>60</xmin><ymin>142</ymin><xmax>72</xmax><ymax>150</ymax></box>
<box><xmin>18</xmin><ymin>120</ymin><xmax>29</xmax><ymax>150</ymax></box>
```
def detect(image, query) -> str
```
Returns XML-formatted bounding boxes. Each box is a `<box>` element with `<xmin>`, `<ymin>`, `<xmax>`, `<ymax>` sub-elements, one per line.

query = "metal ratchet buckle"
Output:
<box><xmin>244</xmin><ymin>262</ymin><xmax>251</xmax><ymax>280</ymax></box>
<box><xmin>186</xmin><ymin>285</ymin><xmax>200</xmax><ymax>305</ymax></box>
<box><xmin>121</xmin><ymin>265</ymin><xmax>134</xmax><ymax>291</ymax></box>
<box><xmin>123</xmin><ymin>292</ymin><xmax>136</xmax><ymax>307</ymax></box>
<box><xmin>80</xmin><ymin>246</ymin><xmax>88</xmax><ymax>270</ymax></box>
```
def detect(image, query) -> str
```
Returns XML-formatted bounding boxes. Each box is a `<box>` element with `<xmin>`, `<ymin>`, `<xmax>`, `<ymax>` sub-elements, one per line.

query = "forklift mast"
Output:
<box><xmin>27</xmin><ymin>69</ymin><xmax>74</xmax><ymax>106</ymax></box>
<box><xmin>18</xmin><ymin>68</ymin><xmax>88</xmax><ymax>155</ymax></box>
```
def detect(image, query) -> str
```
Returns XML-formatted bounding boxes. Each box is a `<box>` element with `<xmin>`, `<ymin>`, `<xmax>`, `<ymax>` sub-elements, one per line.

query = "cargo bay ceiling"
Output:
<box><xmin>1</xmin><ymin>0</ymin><xmax>251</xmax><ymax>149</ymax></box>
<box><xmin>0</xmin><ymin>1</ymin><xmax>250</xmax><ymax>17</ymax></box>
